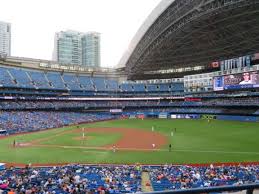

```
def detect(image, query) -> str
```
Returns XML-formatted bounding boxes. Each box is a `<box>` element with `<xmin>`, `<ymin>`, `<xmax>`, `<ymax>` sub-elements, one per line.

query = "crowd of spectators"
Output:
<box><xmin>0</xmin><ymin>101</ymin><xmax>87</xmax><ymax>110</ymax></box>
<box><xmin>1</xmin><ymin>97</ymin><xmax>259</xmax><ymax>111</ymax></box>
<box><xmin>0</xmin><ymin>100</ymin><xmax>166</xmax><ymax>110</ymax></box>
<box><xmin>0</xmin><ymin>100</ymin><xmax>178</xmax><ymax>111</ymax></box>
<box><xmin>124</xmin><ymin>108</ymin><xmax>223</xmax><ymax>114</ymax></box>
<box><xmin>148</xmin><ymin>164</ymin><xmax>259</xmax><ymax>191</ymax></box>
<box><xmin>201</xmin><ymin>97</ymin><xmax>259</xmax><ymax>106</ymax></box>
<box><xmin>162</xmin><ymin>108</ymin><xmax>223</xmax><ymax>114</ymax></box>
<box><xmin>0</xmin><ymin>165</ymin><xmax>142</xmax><ymax>194</ymax></box>
<box><xmin>0</xmin><ymin>111</ymin><xmax>115</xmax><ymax>135</ymax></box>
<box><xmin>0</xmin><ymin>164</ymin><xmax>258</xmax><ymax>193</ymax></box>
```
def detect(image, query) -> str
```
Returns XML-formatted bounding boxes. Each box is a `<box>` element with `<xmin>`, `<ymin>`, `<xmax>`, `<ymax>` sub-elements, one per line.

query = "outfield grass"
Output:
<box><xmin>0</xmin><ymin>119</ymin><xmax>259</xmax><ymax>164</ymax></box>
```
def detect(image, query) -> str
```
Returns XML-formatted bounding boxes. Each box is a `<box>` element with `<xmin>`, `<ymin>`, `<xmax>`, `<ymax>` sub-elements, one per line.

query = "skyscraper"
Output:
<box><xmin>53</xmin><ymin>31</ymin><xmax>82</xmax><ymax>66</ymax></box>
<box><xmin>53</xmin><ymin>30</ymin><xmax>100</xmax><ymax>67</ymax></box>
<box><xmin>0</xmin><ymin>21</ymin><xmax>11</xmax><ymax>56</ymax></box>
<box><xmin>82</xmin><ymin>32</ymin><xmax>100</xmax><ymax>67</ymax></box>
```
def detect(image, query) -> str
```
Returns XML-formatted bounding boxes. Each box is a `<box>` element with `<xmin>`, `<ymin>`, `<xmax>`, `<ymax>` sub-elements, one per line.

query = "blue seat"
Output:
<box><xmin>46</xmin><ymin>72</ymin><xmax>66</xmax><ymax>89</ymax></box>
<box><xmin>0</xmin><ymin>67</ymin><xmax>16</xmax><ymax>87</ymax></box>
<box><xmin>29</xmin><ymin>71</ymin><xmax>51</xmax><ymax>89</ymax></box>
<box><xmin>8</xmin><ymin>68</ymin><xmax>34</xmax><ymax>88</ymax></box>
<box><xmin>63</xmin><ymin>74</ymin><xmax>81</xmax><ymax>90</ymax></box>
<box><xmin>78</xmin><ymin>76</ymin><xmax>94</xmax><ymax>91</ymax></box>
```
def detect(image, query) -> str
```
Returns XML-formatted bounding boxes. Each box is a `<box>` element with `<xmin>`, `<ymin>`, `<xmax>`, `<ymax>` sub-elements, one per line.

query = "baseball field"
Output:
<box><xmin>0</xmin><ymin>119</ymin><xmax>259</xmax><ymax>166</ymax></box>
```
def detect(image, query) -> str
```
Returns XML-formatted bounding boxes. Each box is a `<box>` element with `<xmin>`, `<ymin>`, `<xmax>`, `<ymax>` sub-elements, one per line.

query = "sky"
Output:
<box><xmin>0</xmin><ymin>0</ymin><xmax>161</xmax><ymax>68</ymax></box>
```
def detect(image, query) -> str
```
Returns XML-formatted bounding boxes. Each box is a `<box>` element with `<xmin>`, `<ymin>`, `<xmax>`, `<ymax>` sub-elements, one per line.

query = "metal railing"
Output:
<box><xmin>142</xmin><ymin>183</ymin><xmax>259</xmax><ymax>194</ymax></box>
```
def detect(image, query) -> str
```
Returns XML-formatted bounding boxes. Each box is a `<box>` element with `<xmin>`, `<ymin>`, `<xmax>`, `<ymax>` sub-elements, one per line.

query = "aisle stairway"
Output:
<box><xmin>141</xmin><ymin>171</ymin><xmax>153</xmax><ymax>192</ymax></box>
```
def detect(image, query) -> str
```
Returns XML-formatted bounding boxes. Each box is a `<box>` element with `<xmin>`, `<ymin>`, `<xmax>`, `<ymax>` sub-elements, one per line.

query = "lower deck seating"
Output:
<box><xmin>0</xmin><ymin>165</ymin><xmax>142</xmax><ymax>193</ymax></box>
<box><xmin>148</xmin><ymin>165</ymin><xmax>259</xmax><ymax>191</ymax></box>
<box><xmin>0</xmin><ymin>111</ymin><xmax>115</xmax><ymax>135</ymax></box>
<box><xmin>0</xmin><ymin>165</ymin><xmax>258</xmax><ymax>193</ymax></box>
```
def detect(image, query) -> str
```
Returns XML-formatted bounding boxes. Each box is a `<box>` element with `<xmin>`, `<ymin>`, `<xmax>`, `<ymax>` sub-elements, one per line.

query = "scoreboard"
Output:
<box><xmin>213</xmin><ymin>71</ymin><xmax>259</xmax><ymax>91</ymax></box>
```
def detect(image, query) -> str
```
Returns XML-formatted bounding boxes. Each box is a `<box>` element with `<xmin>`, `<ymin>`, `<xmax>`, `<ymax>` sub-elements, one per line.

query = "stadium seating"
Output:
<box><xmin>8</xmin><ymin>68</ymin><xmax>33</xmax><ymax>88</ymax></box>
<box><xmin>92</xmin><ymin>77</ymin><xmax>106</xmax><ymax>91</ymax></box>
<box><xmin>106</xmin><ymin>79</ymin><xmax>119</xmax><ymax>91</ymax></box>
<box><xmin>148</xmin><ymin>165</ymin><xmax>259</xmax><ymax>191</ymax></box>
<box><xmin>0</xmin><ymin>67</ymin><xmax>16</xmax><ymax>87</ymax></box>
<box><xmin>0</xmin><ymin>98</ymin><xmax>247</xmax><ymax>108</ymax></box>
<box><xmin>28</xmin><ymin>71</ymin><xmax>52</xmax><ymax>89</ymax></box>
<box><xmin>62</xmin><ymin>73</ymin><xmax>81</xmax><ymax>90</ymax></box>
<box><xmin>133</xmin><ymin>83</ymin><xmax>146</xmax><ymax>92</ymax></box>
<box><xmin>0</xmin><ymin>65</ymin><xmax>186</xmax><ymax>96</ymax></box>
<box><xmin>158</xmin><ymin>84</ymin><xmax>170</xmax><ymax>92</ymax></box>
<box><xmin>1</xmin><ymin>99</ymin><xmax>258</xmax><ymax>116</ymax></box>
<box><xmin>0</xmin><ymin>165</ymin><xmax>142</xmax><ymax>193</ymax></box>
<box><xmin>120</xmin><ymin>83</ymin><xmax>134</xmax><ymax>92</ymax></box>
<box><xmin>78</xmin><ymin>75</ymin><xmax>94</xmax><ymax>91</ymax></box>
<box><xmin>0</xmin><ymin>164</ymin><xmax>258</xmax><ymax>193</ymax></box>
<box><xmin>0</xmin><ymin>111</ymin><xmax>115</xmax><ymax>135</ymax></box>
<box><xmin>171</xmin><ymin>83</ymin><xmax>184</xmax><ymax>92</ymax></box>
<box><xmin>46</xmin><ymin>72</ymin><xmax>66</xmax><ymax>90</ymax></box>
<box><xmin>146</xmin><ymin>84</ymin><xmax>158</xmax><ymax>92</ymax></box>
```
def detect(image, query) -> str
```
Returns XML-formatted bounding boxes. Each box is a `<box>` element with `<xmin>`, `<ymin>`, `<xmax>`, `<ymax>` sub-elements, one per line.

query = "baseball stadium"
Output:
<box><xmin>1</xmin><ymin>0</ymin><xmax>259</xmax><ymax>193</ymax></box>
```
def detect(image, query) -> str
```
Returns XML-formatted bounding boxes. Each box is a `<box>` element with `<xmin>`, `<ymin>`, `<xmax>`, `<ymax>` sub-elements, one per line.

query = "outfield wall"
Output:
<box><xmin>122</xmin><ymin>111</ymin><xmax>259</xmax><ymax>122</ymax></box>
<box><xmin>216</xmin><ymin>115</ymin><xmax>259</xmax><ymax>122</ymax></box>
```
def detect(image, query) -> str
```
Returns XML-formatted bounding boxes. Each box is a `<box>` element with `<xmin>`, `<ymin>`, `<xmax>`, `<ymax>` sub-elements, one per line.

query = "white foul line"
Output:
<box><xmin>160</xmin><ymin>149</ymin><xmax>259</xmax><ymax>155</ymax></box>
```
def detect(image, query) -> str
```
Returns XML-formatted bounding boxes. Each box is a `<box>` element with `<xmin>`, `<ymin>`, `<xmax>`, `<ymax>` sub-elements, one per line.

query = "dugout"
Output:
<box><xmin>0</xmin><ymin>129</ymin><xmax>7</xmax><ymax>136</ymax></box>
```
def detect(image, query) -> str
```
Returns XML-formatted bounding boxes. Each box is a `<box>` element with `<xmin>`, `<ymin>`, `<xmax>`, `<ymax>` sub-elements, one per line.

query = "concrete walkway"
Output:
<box><xmin>141</xmin><ymin>171</ymin><xmax>153</xmax><ymax>192</ymax></box>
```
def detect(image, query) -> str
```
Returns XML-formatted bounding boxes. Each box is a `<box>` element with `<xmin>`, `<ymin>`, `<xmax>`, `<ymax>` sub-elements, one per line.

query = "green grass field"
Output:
<box><xmin>0</xmin><ymin>119</ymin><xmax>259</xmax><ymax>165</ymax></box>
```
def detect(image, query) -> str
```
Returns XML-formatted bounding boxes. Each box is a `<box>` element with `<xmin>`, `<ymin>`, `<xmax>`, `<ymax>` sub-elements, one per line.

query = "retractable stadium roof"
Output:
<box><xmin>119</xmin><ymin>0</ymin><xmax>259</xmax><ymax>80</ymax></box>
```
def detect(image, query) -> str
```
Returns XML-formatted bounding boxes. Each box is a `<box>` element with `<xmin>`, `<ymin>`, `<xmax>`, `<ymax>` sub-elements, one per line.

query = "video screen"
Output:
<box><xmin>213</xmin><ymin>71</ymin><xmax>259</xmax><ymax>91</ymax></box>
<box><xmin>213</xmin><ymin>76</ymin><xmax>224</xmax><ymax>91</ymax></box>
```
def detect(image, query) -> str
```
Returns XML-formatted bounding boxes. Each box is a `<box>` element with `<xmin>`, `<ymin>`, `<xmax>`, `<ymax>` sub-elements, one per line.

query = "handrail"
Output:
<box><xmin>141</xmin><ymin>183</ymin><xmax>259</xmax><ymax>194</ymax></box>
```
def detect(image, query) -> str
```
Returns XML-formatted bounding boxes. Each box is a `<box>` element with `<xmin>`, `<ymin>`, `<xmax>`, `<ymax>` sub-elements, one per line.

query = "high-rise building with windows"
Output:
<box><xmin>82</xmin><ymin>32</ymin><xmax>100</xmax><ymax>67</ymax></box>
<box><xmin>53</xmin><ymin>31</ymin><xmax>82</xmax><ymax>66</ymax></box>
<box><xmin>0</xmin><ymin>21</ymin><xmax>11</xmax><ymax>56</ymax></box>
<box><xmin>53</xmin><ymin>30</ymin><xmax>100</xmax><ymax>67</ymax></box>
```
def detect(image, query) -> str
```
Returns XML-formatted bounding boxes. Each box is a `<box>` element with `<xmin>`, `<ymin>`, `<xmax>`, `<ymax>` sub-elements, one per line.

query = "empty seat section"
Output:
<box><xmin>171</xmin><ymin>83</ymin><xmax>184</xmax><ymax>92</ymax></box>
<box><xmin>159</xmin><ymin>84</ymin><xmax>170</xmax><ymax>92</ymax></box>
<box><xmin>120</xmin><ymin>83</ymin><xmax>133</xmax><ymax>92</ymax></box>
<box><xmin>63</xmin><ymin>74</ymin><xmax>81</xmax><ymax>90</ymax></box>
<box><xmin>147</xmin><ymin>84</ymin><xmax>158</xmax><ymax>92</ymax></box>
<box><xmin>106</xmin><ymin>79</ymin><xmax>118</xmax><ymax>91</ymax></box>
<box><xmin>78</xmin><ymin>76</ymin><xmax>94</xmax><ymax>91</ymax></box>
<box><xmin>0</xmin><ymin>67</ymin><xmax>16</xmax><ymax>87</ymax></box>
<box><xmin>8</xmin><ymin>68</ymin><xmax>34</xmax><ymax>88</ymax></box>
<box><xmin>92</xmin><ymin>77</ymin><xmax>106</xmax><ymax>91</ymax></box>
<box><xmin>29</xmin><ymin>71</ymin><xmax>51</xmax><ymax>89</ymax></box>
<box><xmin>46</xmin><ymin>72</ymin><xmax>66</xmax><ymax>89</ymax></box>
<box><xmin>133</xmin><ymin>83</ymin><xmax>145</xmax><ymax>92</ymax></box>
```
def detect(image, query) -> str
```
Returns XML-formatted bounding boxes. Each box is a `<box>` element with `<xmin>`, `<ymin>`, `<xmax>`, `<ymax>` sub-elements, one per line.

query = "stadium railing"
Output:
<box><xmin>142</xmin><ymin>183</ymin><xmax>259</xmax><ymax>194</ymax></box>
